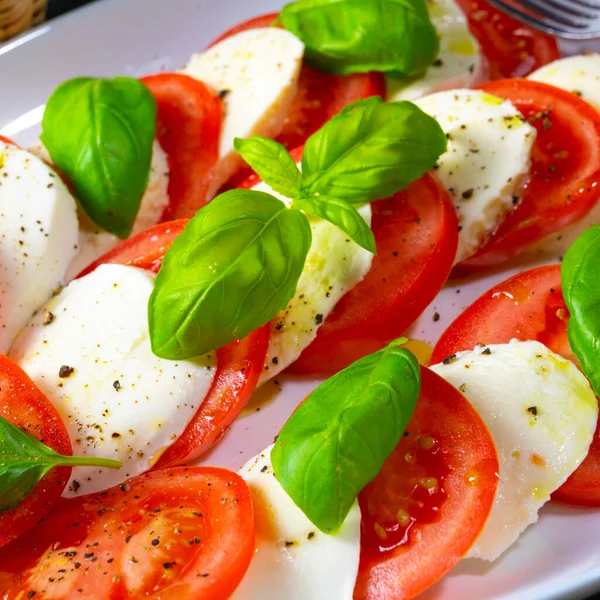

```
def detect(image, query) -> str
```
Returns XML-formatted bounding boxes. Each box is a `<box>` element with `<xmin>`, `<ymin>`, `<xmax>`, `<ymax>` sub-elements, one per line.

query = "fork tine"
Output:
<box><xmin>510</xmin><ymin>0</ymin><xmax>590</xmax><ymax>27</ymax></box>
<box><xmin>486</xmin><ymin>0</ymin><xmax>589</xmax><ymax>34</ymax></box>
<box><xmin>570</xmin><ymin>0</ymin><xmax>600</xmax><ymax>9</ymax></box>
<box><xmin>543</xmin><ymin>0</ymin><xmax>598</xmax><ymax>19</ymax></box>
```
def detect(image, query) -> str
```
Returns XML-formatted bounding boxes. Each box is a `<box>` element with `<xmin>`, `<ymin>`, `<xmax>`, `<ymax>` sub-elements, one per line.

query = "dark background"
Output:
<box><xmin>30</xmin><ymin>2</ymin><xmax>600</xmax><ymax>600</ymax></box>
<box><xmin>47</xmin><ymin>0</ymin><xmax>97</xmax><ymax>19</ymax></box>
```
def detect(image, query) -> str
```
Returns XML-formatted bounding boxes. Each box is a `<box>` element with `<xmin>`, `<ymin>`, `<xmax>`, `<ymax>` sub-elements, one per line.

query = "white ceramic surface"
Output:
<box><xmin>1</xmin><ymin>2</ymin><xmax>600</xmax><ymax>598</ymax></box>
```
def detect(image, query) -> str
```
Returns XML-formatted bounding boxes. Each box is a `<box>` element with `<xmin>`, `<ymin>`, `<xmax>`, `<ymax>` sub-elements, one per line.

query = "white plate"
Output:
<box><xmin>1</xmin><ymin>1</ymin><xmax>600</xmax><ymax>598</ymax></box>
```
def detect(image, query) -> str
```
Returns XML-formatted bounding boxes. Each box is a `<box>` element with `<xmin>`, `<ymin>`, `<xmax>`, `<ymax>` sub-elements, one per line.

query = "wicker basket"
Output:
<box><xmin>0</xmin><ymin>0</ymin><xmax>47</xmax><ymax>42</ymax></box>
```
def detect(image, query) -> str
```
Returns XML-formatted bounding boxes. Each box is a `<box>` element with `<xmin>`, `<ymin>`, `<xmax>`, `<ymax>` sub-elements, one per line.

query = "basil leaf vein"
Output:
<box><xmin>234</xmin><ymin>136</ymin><xmax>303</xmax><ymax>199</ymax></box>
<box><xmin>0</xmin><ymin>416</ymin><xmax>121</xmax><ymax>513</ymax></box>
<box><xmin>41</xmin><ymin>76</ymin><xmax>156</xmax><ymax>239</ymax></box>
<box><xmin>562</xmin><ymin>225</ymin><xmax>600</xmax><ymax>396</ymax></box>
<box><xmin>294</xmin><ymin>195</ymin><xmax>376</xmax><ymax>253</ymax></box>
<box><xmin>149</xmin><ymin>189</ymin><xmax>312</xmax><ymax>360</ymax></box>
<box><xmin>272</xmin><ymin>338</ymin><xmax>420</xmax><ymax>533</ymax></box>
<box><xmin>280</xmin><ymin>0</ymin><xmax>439</xmax><ymax>76</ymax></box>
<box><xmin>301</xmin><ymin>97</ymin><xmax>447</xmax><ymax>203</ymax></box>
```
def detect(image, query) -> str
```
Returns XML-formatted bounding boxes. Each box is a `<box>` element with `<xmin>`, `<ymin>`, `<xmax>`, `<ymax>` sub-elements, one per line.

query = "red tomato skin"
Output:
<box><xmin>0</xmin><ymin>356</ymin><xmax>72</xmax><ymax>548</ymax></box>
<box><xmin>457</xmin><ymin>80</ymin><xmax>600</xmax><ymax>271</ymax></box>
<box><xmin>76</xmin><ymin>219</ymin><xmax>189</xmax><ymax>278</ymax></box>
<box><xmin>289</xmin><ymin>173</ymin><xmax>458</xmax><ymax>375</ymax></box>
<box><xmin>208</xmin><ymin>12</ymin><xmax>279</xmax><ymax>47</ymax></box>
<box><xmin>141</xmin><ymin>73</ymin><xmax>222</xmax><ymax>220</ymax></box>
<box><xmin>554</xmin><ymin>428</ymin><xmax>600</xmax><ymax>506</ymax></box>
<box><xmin>0</xmin><ymin>468</ymin><xmax>255</xmax><ymax>600</ymax></box>
<box><xmin>430</xmin><ymin>265</ymin><xmax>600</xmax><ymax>506</ymax></box>
<box><xmin>431</xmin><ymin>265</ymin><xmax>571</xmax><ymax>365</ymax></box>
<box><xmin>208</xmin><ymin>12</ymin><xmax>385</xmax><ymax>154</ymax></box>
<box><xmin>154</xmin><ymin>323</ymin><xmax>271</xmax><ymax>468</ymax></box>
<box><xmin>75</xmin><ymin>220</ymin><xmax>270</xmax><ymax>463</ymax></box>
<box><xmin>354</xmin><ymin>366</ymin><xmax>498</xmax><ymax>600</ymax></box>
<box><xmin>456</xmin><ymin>0</ymin><xmax>559</xmax><ymax>80</ymax></box>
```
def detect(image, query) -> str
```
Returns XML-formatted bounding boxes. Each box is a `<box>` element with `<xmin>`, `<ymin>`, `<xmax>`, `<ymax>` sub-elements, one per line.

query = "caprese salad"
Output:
<box><xmin>1</xmin><ymin>0</ymin><xmax>600</xmax><ymax>598</ymax></box>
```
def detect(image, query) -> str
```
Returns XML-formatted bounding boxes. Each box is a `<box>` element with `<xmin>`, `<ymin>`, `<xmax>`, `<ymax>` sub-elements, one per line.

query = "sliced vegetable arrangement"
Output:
<box><xmin>1</xmin><ymin>0</ymin><xmax>600</xmax><ymax>597</ymax></box>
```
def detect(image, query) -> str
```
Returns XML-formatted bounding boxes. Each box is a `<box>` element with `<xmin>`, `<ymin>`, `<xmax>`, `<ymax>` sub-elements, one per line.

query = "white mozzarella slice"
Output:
<box><xmin>414</xmin><ymin>90</ymin><xmax>536</xmax><ymax>263</ymax></box>
<box><xmin>230</xmin><ymin>446</ymin><xmax>361</xmax><ymax>600</ymax></box>
<box><xmin>431</xmin><ymin>340</ymin><xmax>598</xmax><ymax>561</ymax></box>
<box><xmin>183</xmin><ymin>28</ymin><xmax>304</xmax><ymax>196</ymax></box>
<box><xmin>386</xmin><ymin>0</ymin><xmax>482</xmax><ymax>102</ymax></box>
<box><xmin>10</xmin><ymin>264</ymin><xmax>215</xmax><ymax>497</ymax></box>
<box><xmin>529</xmin><ymin>54</ymin><xmax>600</xmax><ymax>112</ymax></box>
<box><xmin>28</xmin><ymin>140</ymin><xmax>170</xmax><ymax>281</ymax></box>
<box><xmin>0</xmin><ymin>142</ymin><xmax>78</xmax><ymax>354</ymax></box>
<box><xmin>250</xmin><ymin>169</ymin><xmax>373</xmax><ymax>384</ymax></box>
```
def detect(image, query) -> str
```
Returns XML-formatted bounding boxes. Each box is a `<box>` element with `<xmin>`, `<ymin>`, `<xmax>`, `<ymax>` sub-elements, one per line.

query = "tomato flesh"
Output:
<box><xmin>457</xmin><ymin>80</ymin><xmax>600</xmax><ymax>270</ymax></box>
<box><xmin>289</xmin><ymin>173</ymin><xmax>458</xmax><ymax>374</ymax></box>
<box><xmin>431</xmin><ymin>265</ymin><xmax>600</xmax><ymax>506</ymax></box>
<box><xmin>456</xmin><ymin>0</ymin><xmax>559</xmax><ymax>80</ymax></box>
<box><xmin>354</xmin><ymin>367</ymin><xmax>498</xmax><ymax>600</ymax></box>
<box><xmin>141</xmin><ymin>73</ymin><xmax>222</xmax><ymax>220</ymax></box>
<box><xmin>0</xmin><ymin>468</ymin><xmax>255</xmax><ymax>600</ymax></box>
<box><xmin>431</xmin><ymin>265</ymin><xmax>572</xmax><ymax>365</ymax></box>
<box><xmin>76</xmin><ymin>219</ymin><xmax>188</xmax><ymax>278</ymax></box>
<box><xmin>0</xmin><ymin>356</ymin><xmax>72</xmax><ymax>548</ymax></box>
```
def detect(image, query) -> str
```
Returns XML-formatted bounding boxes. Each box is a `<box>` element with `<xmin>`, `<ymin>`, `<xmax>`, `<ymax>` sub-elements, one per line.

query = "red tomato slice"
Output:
<box><xmin>208</xmin><ymin>12</ymin><xmax>385</xmax><ymax>152</ymax></box>
<box><xmin>0</xmin><ymin>467</ymin><xmax>255</xmax><ymax>600</ymax></box>
<box><xmin>430</xmin><ymin>265</ymin><xmax>600</xmax><ymax>506</ymax></box>
<box><xmin>456</xmin><ymin>0</ymin><xmax>559</xmax><ymax>80</ymax></box>
<box><xmin>457</xmin><ymin>79</ymin><xmax>600</xmax><ymax>271</ymax></box>
<box><xmin>289</xmin><ymin>173</ymin><xmax>458</xmax><ymax>375</ymax></box>
<box><xmin>75</xmin><ymin>221</ymin><xmax>270</xmax><ymax>464</ymax></box>
<box><xmin>354</xmin><ymin>366</ymin><xmax>498</xmax><ymax>600</ymax></box>
<box><xmin>0</xmin><ymin>356</ymin><xmax>72</xmax><ymax>548</ymax></box>
<box><xmin>141</xmin><ymin>73</ymin><xmax>222</xmax><ymax>220</ymax></box>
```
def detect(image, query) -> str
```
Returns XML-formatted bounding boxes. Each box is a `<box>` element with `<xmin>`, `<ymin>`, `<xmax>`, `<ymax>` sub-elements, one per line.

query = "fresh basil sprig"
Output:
<box><xmin>562</xmin><ymin>225</ymin><xmax>600</xmax><ymax>395</ymax></box>
<box><xmin>271</xmin><ymin>338</ymin><xmax>420</xmax><ymax>533</ymax></box>
<box><xmin>41</xmin><ymin>76</ymin><xmax>156</xmax><ymax>239</ymax></box>
<box><xmin>301</xmin><ymin>97</ymin><xmax>447</xmax><ymax>203</ymax></box>
<box><xmin>0</xmin><ymin>416</ymin><xmax>121</xmax><ymax>513</ymax></box>
<box><xmin>280</xmin><ymin>0</ymin><xmax>439</xmax><ymax>77</ymax></box>
<box><xmin>148</xmin><ymin>190</ymin><xmax>312</xmax><ymax>359</ymax></box>
<box><xmin>235</xmin><ymin>135</ymin><xmax>375</xmax><ymax>253</ymax></box>
<box><xmin>235</xmin><ymin>99</ymin><xmax>445</xmax><ymax>248</ymax></box>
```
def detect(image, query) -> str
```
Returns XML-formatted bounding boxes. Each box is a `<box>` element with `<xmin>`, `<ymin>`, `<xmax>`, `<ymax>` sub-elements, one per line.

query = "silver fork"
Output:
<box><xmin>487</xmin><ymin>0</ymin><xmax>600</xmax><ymax>38</ymax></box>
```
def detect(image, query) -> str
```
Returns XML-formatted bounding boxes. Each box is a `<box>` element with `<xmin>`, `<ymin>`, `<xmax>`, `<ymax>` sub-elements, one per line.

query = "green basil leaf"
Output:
<box><xmin>272</xmin><ymin>338</ymin><xmax>420</xmax><ymax>533</ymax></box>
<box><xmin>301</xmin><ymin>97</ymin><xmax>447</xmax><ymax>203</ymax></box>
<box><xmin>41</xmin><ymin>76</ymin><xmax>156</xmax><ymax>239</ymax></box>
<box><xmin>562</xmin><ymin>225</ymin><xmax>600</xmax><ymax>396</ymax></box>
<box><xmin>0</xmin><ymin>416</ymin><xmax>121</xmax><ymax>513</ymax></box>
<box><xmin>234</xmin><ymin>136</ymin><xmax>303</xmax><ymax>199</ymax></box>
<box><xmin>149</xmin><ymin>189</ymin><xmax>312</xmax><ymax>360</ymax></box>
<box><xmin>280</xmin><ymin>0</ymin><xmax>439</xmax><ymax>76</ymax></box>
<box><xmin>294</xmin><ymin>195</ymin><xmax>376</xmax><ymax>253</ymax></box>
